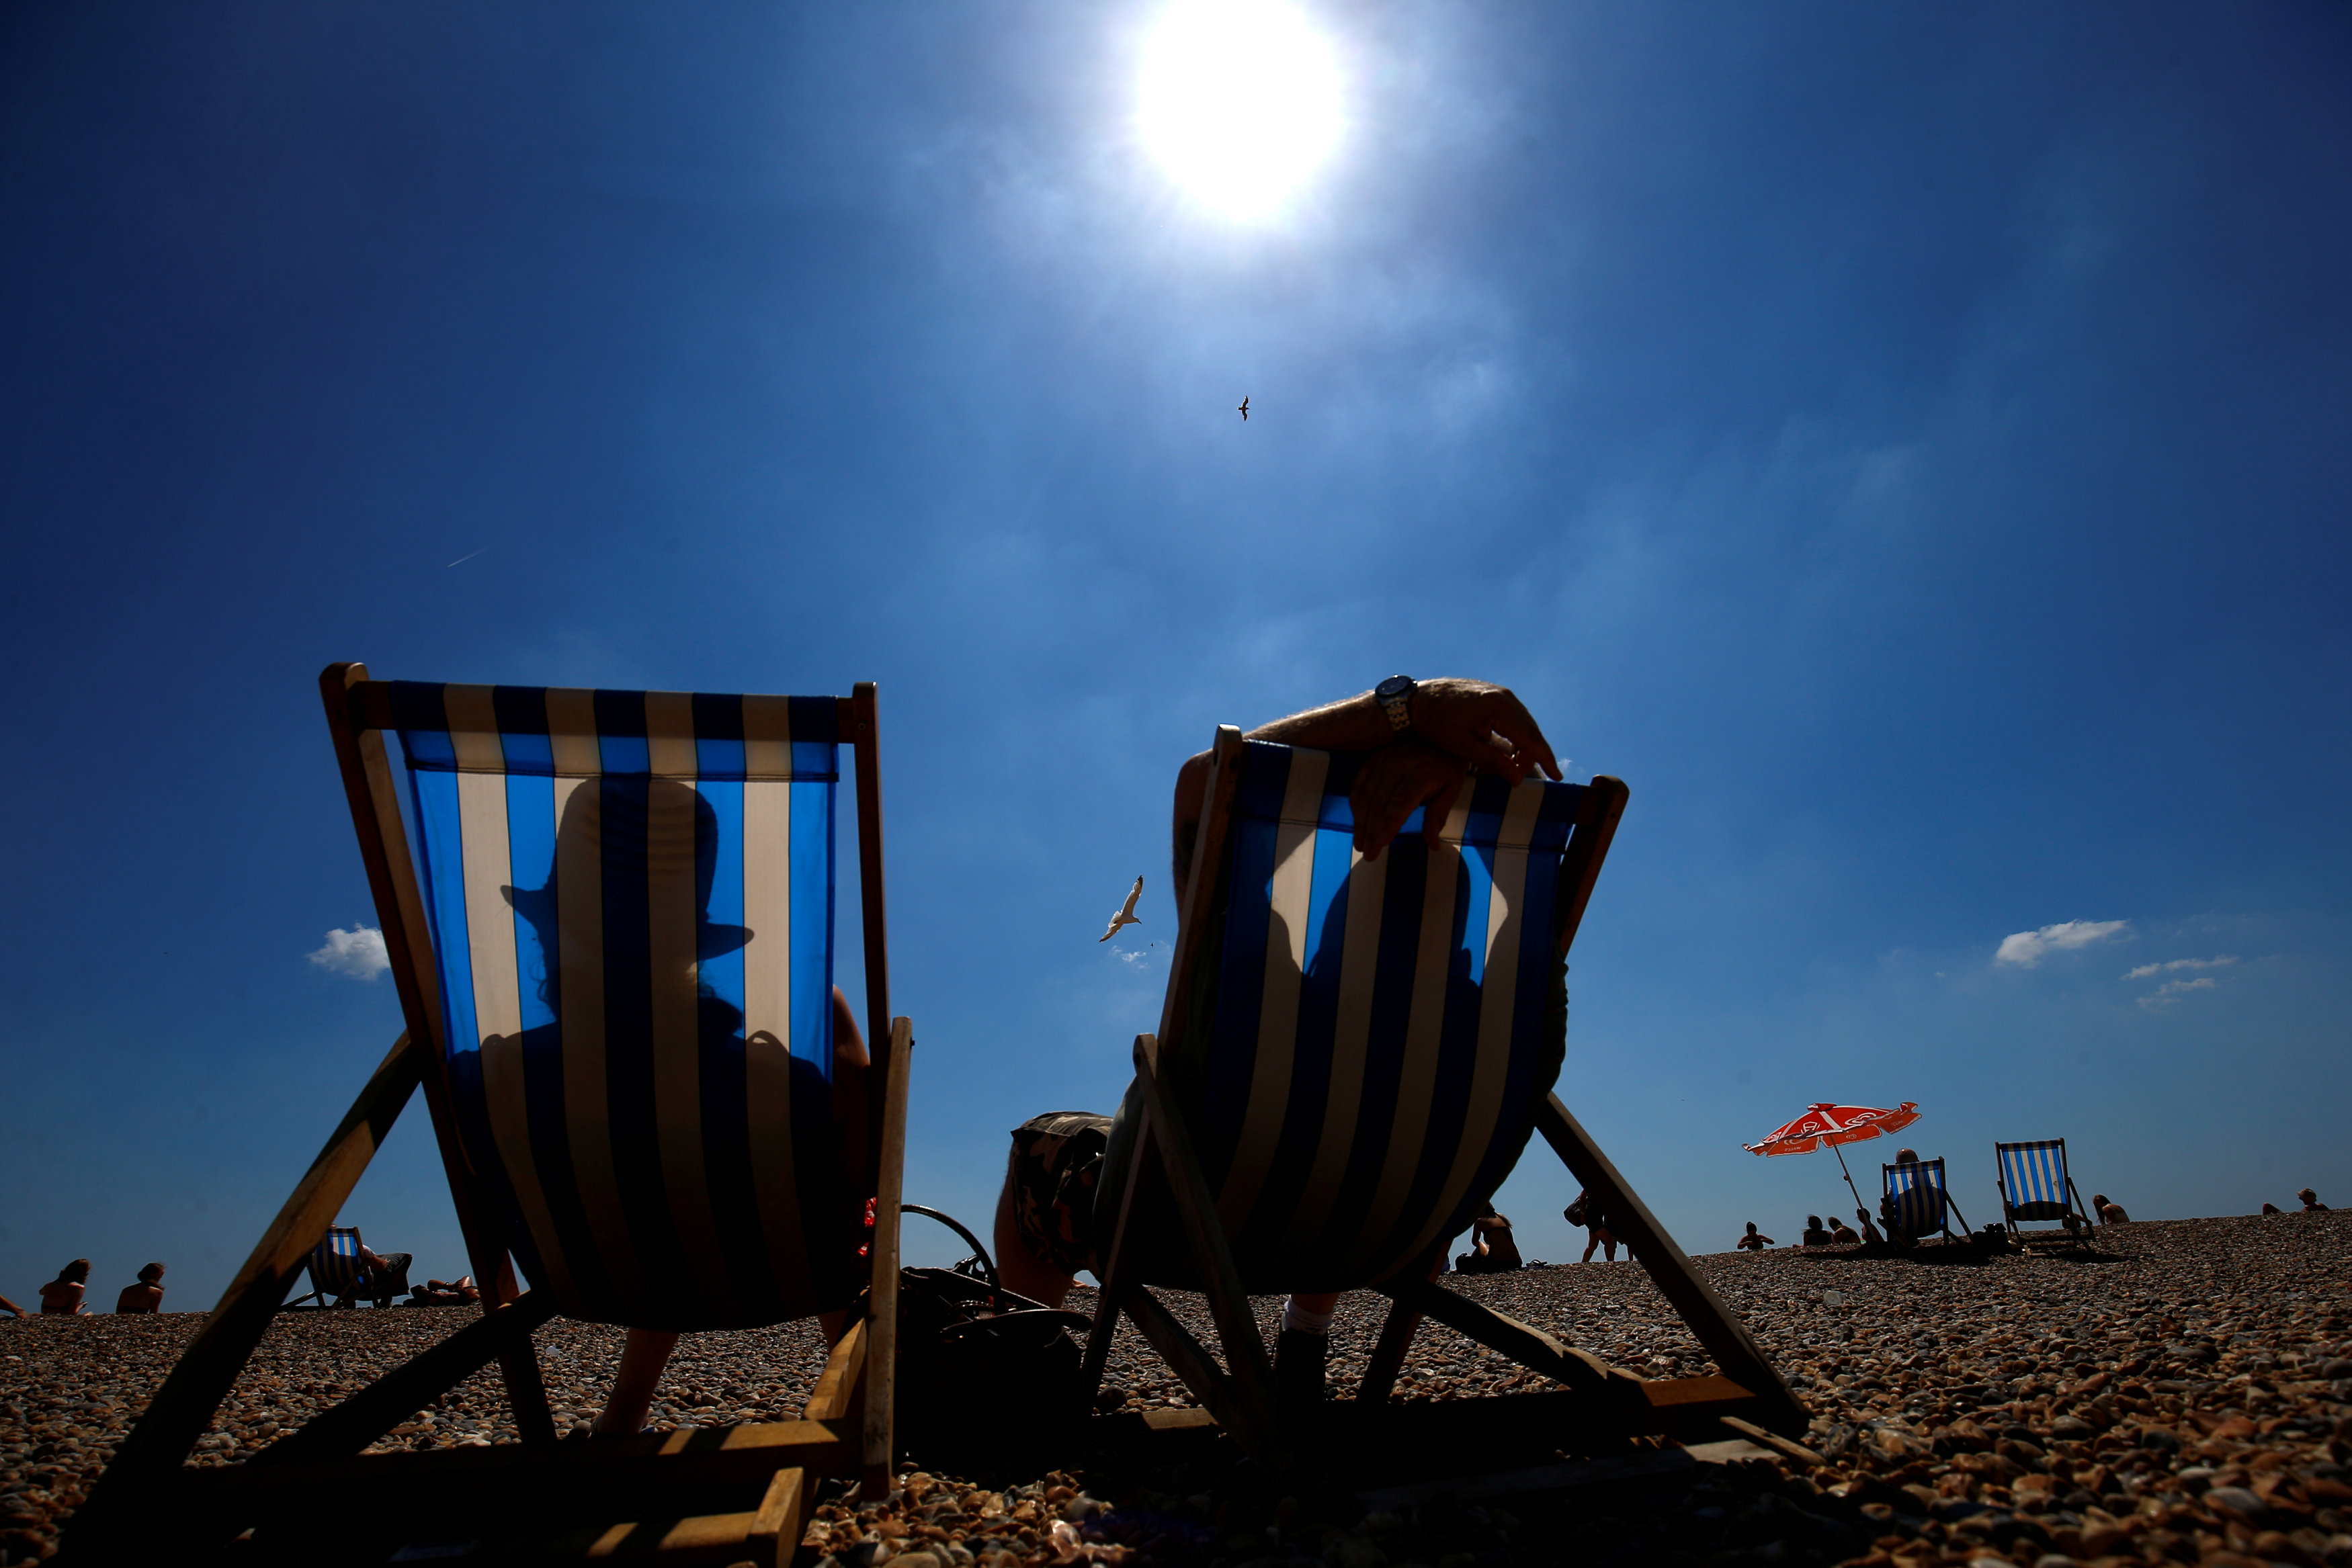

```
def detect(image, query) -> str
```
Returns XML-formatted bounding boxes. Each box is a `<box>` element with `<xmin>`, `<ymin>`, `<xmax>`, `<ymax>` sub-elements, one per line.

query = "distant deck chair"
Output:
<box><xmin>286</xmin><ymin>1226</ymin><xmax>410</xmax><ymax>1309</ymax></box>
<box><xmin>1081</xmin><ymin>732</ymin><xmax>1805</xmax><ymax>1475</ymax></box>
<box><xmin>70</xmin><ymin>665</ymin><xmax>913</xmax><ymax>1566</ymax></box>
<box><xmin>1997</xmin><ymin>1138</ymin><xmax>2094</xmax><ymax>1247</ymax></box>
<box><xmin>1880</xmin><ymin>1158</ymin><xmax>1969</xmax><ymax>1246</ymax></box>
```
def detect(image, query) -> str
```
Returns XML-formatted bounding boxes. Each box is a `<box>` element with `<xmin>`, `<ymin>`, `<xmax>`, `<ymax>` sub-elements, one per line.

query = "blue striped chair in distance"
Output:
<box><xmin>286</xmin><ymin>1226</ymin><xmax>408</xmax><ymax>1309</ymax></box>
<box><xmin>70</xmin><ymin>664</ymin><xmax>911</xmax><ymax>1565</ymax></box>
<box><xmin>1880</xmin><ymin>1158</ymin><xmax>1970</xmax><ymax>1245</ymax></box>
<box><xmin>1081</xmin><ymin>729</ymin><xmax>1806</xmax><ymax>1473</ymax></box>
<box><xmin>1997</xmin><ymin>1138</ymin><xmax>2095</xmax><ymax>1247</ymax></box>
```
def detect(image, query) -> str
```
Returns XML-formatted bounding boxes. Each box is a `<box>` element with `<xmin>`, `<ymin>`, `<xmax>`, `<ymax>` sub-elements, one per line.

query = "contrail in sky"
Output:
<box><xmin>446</xmin><ymin>546</ymin><xmax>491</xmax><ymax>568</ymax></box>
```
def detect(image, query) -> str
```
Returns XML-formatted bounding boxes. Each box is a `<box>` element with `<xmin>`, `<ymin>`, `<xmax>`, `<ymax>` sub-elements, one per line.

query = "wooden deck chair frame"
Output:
<box><xmin>65</xmin><ymin>663</ymin><xmax>913</xmax><ymax>1566</ymax></box>
<box><xmin>283</xmin><ymin>1226</ymin><xmax>402</xmax><ymax>1310</ymax></box>
<box><xmin>1077</xmin><ymin>727</ymin><xmax>1807</xmax><ymax>1477</ymax></box>
<box><xmin>1994</xmin><ymin>1138</ymin><xmax>2096</xmax><ymax>1250</ymax></box>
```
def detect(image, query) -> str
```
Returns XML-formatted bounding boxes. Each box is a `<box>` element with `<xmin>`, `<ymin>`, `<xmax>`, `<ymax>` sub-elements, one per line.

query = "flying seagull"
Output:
<box><xmin>1099</xmin><ymin>875</ymin><xmax>1144</xmax><ymax>942</ymax></box>
<box><xmin>1236</xmin><ymin>397</ymin><xmax>1249</xmax><ymax>421</ymax></box>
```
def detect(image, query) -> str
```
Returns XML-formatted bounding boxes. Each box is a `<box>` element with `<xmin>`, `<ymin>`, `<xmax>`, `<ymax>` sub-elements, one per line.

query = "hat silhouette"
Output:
<box><xmin>501</xmin><ymin>777</ymin><xmax>753</xmax><ymax>965</ymax></box>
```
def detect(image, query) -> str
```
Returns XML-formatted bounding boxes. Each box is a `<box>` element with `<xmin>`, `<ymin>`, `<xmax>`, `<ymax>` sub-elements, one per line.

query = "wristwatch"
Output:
<box><xmin>1374</xmin><ymin>674</ymin><xmax>1417</xmax><ymax>734</ymax></box>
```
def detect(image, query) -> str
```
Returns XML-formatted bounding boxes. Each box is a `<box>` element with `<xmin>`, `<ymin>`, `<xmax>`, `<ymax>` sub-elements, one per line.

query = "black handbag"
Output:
<box><xmin>890</xmin><ymin>1205</ymin><xmax>1093</xmax><ymax>1478</ymax></box>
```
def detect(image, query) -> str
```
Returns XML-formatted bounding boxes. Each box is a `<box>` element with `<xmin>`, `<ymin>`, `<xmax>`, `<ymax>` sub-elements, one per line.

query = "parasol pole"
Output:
<box><xmin>1831</xmin><ymin>1141</ymin><xmax>1867</xmax><ymax>1215</ymax></box>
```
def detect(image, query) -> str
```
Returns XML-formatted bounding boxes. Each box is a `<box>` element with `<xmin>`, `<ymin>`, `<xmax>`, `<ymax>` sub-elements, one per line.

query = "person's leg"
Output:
<box><xmin>1275</xmin><ymin>1291</ymin><xmax>1340</xmax><ymax>1417</ymax></box>
<box><xmin>993</xmin><ymin>1156</ymin><xmax>1080</xmax><ymax>1308</ymax></box>
<box><xmin>1581</xmin><ymin>1232</ymin><xmax>1600</xmax><ymax>1263</ymax></box>
<box><xmin>595</xmin><ymin>1328</ymin><xmax>682</xmax><ymax>1435</ymax></box>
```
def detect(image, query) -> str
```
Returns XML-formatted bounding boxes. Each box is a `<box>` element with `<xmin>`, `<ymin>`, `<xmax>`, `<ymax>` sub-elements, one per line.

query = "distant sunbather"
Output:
<box><xmin>39</xmin><ymin>1260</ymin><xmax>91</xmax><ymax>1314</ymax></box>
<box><xmin>1800</xmin><ymin>1215</ymin><xmax>1833</xmax><ymax>1247</ymax></box>
<box><xmin>114</xmin><ymin>1263</ymin><xmax>166</xmax><ymax>1313</ymax></box>
<box><xmin>0</xmin><ymin>1291</ymin><xmax>26</xmax><ymax>1317</ymax></box>
<box><xmin>1854</xmin><ymin>1209</ymin><xmax>1884</xmax><ymax>1246</ymax></box>
<box><xmin>2262</xmin><ymin>1202</ymin><xmax>2283</xmax><ymax>1215</ymax></box>
<box><xmin>2092</xmin><ymin>1193</ymin><xmax>2130</xmax><ymax>1224</ymax></box>
<box><xmin>1828</xmin><ymin>1218</ymin><xmax>1861</xmax><ymax>1245</ymax></box>
<box><xmin>1735</xmin><ymin>1223</ymin><xmax>1773</xmax><ymax>1251</ymax></box>
<box><xmin>2300</xmin><ymin>1188</ymin><xmax>2330</xmax><ymax>1211</ymax></box>
<box><xmin>1456</xmin><ymin>1211</ymin><xmax>1524</xmax><ymax>1274</ymax></box>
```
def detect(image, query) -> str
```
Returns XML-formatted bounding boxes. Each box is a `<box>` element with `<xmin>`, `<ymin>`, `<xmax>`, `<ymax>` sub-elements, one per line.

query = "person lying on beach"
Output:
<box><xmin>2300</xmin><ymin>1188</ymin><xmax>2330</xmax><ymax>1211</ymax></box>
<box><xmin>1829</xmin><ymin>1217</ymin><xmax>1861</xmax><ymax>1245</ymax></box>
<box><xmin>39</xmin><ymin>1260</ymin><xmax>91</xmax><ymax>1314</ymax></box>
<box><xmin>1734</xmin><ymin>1223</ymin><xmax>1773</xmax><ymax>1251</ymax></box>
<box><xmin>2263</xmin><ymin>1203</ymin><xmax>2283</xmax><ymax>1215</ymax></box>
<box><xmin>990</xmin><ymin>678</ymin><xmax>1564</xmax><ymax>1416</ymax></box>
<box><xmin>2092</xmin><ymin>1194</ymin><xmax>2130</xmax><ymax>1224</ymax></box>
<box><xmin>1456</xmin><ymin>1211</ymin><xmax>1525</xmax><ymax>1274</ymax></box>
<box><xmin>1800</xmin><ymin>1215</ymin><xmax>1833</xmax><ymax>1247</ymax></box>
<box><xmin>408</xmin><ymin>1276</ymin><xmax>481</xmax><ymax>1306</ymax></box>
<box><xmin>114</xmin><ymin>1263</ymin><xmax>165</xmax><ymax>1313</ymax></box>
<box><xmin>0</xmin><ymin>1292</ymin><xmax>26</xmax><ymax>1317</ymax></box>
<box><xmin>592</xmin><ymin>986</ymin><xmax>874</xmax><ymax>1436</ymax></box>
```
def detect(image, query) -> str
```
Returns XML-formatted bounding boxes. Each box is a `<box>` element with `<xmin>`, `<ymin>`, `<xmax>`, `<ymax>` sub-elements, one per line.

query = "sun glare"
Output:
<box><xmin>1138</xmin><ymin>0</ymin><xmax>1344</xmax><ymax>222</ymax></box>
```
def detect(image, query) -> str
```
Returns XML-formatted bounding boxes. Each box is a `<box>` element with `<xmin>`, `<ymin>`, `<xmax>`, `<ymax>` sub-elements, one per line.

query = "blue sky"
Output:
<box><xmin>3</xmin><ymin>3</ymin><xmax>2348</xmax><ymax>1311</ymax></box>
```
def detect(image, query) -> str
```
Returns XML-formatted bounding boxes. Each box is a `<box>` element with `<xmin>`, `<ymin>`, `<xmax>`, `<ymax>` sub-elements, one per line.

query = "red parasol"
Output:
<box><xmin>1744</xmin><ymin>1101</ymin><xmax>1922</xmax><ymax>1213</ymax></box>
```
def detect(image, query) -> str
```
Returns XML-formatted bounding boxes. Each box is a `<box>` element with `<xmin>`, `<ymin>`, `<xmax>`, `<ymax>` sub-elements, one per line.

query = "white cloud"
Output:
<box><xmin>1994</xmin><ymin>918</ymin><xmax>2132</xmax><ymax>967</ymax></box>
<box><xmin>309</xmin><ymin>926</ymin><xmax>390</xmax><ymax>981</ymax></box>
<box><xmin>2122</xmin><ymin>955</ymin><xmax>2238</xmax><ymax>981</ymax></box>
<box><xmin>2139</xmin><ymin>976</ymin><xmax>2219</xmax><ymax>1010</ymax></box>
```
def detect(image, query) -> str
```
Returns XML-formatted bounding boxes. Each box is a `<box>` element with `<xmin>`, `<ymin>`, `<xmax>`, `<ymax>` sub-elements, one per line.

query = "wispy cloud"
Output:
<box><xmin>2140</xmin><ymin>976</ymin><xmax>2220</xmax><ymax>1010</ymax></box>
<box><xmin>309</xmin><ymin>926</ymin><xmax>389</xmax><ymax>980</ymax></box>
<box><xmin>1994</xmin><ymin>918</ymin><xmax>2131</xmax><ymax>967</ymax></box>
<box><xmin>2123</xmin><ymin>955</ymin><xmax>2238</xmax><ymax>981</ymax></box>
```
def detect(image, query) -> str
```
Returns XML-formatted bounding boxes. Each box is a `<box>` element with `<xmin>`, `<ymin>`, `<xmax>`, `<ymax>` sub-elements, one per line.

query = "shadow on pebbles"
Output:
<box><xmin>3</xmin><ymin>1213</ymin><xmax>2348</xmax><ymax>1566</ymax></box>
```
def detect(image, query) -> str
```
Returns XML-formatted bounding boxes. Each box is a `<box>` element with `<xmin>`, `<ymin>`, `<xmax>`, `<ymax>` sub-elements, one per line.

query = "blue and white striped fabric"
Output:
<box><xmin>309</xmin><ymin>1227</ymin><xmax>367</xmax><ymax>1298</ymax></box>
<box><xmin>392</xmin><ymin>682</ymin><xmax>859</xmax><ymax>1331</ymax></box>
<box><xmin>1998</xmin><ymin>1139</ymin><xmax>2072</xmax><ymax>1223</ymax></box>
<box><xmin>1190</xmin><ymin>742</ymin><xmax>1583</xmax><ymax>1291</ymax></box>
<box><xmin>1882</xmin><ymin>1160</ymin><xmax>1949</xmax><ymax>1237</ymax></box>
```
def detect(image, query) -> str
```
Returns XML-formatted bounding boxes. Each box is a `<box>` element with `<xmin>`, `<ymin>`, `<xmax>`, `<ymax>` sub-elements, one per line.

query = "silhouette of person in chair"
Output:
<box><xmin>483</xmin><ymin>777</ymin><xmax>875</xmax><ymax>1434</ymax></box>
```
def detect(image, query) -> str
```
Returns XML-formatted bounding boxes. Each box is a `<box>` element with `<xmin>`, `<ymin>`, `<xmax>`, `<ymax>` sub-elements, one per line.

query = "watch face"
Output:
<box><xmin>1375</xmin><ymin>675</ymin><xmax>1415</xmax><ymax>701</ymax></box>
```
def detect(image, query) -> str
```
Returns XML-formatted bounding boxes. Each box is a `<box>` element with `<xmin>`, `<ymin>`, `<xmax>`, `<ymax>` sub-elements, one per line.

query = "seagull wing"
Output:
<box><xmin>1120</xmin><ymin>876</ymin><xmax>1143</xmax><ymax>919</ymax></box>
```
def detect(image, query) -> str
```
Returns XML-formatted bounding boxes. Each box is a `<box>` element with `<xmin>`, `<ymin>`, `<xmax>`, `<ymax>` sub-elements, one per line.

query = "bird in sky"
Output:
<box><xmin>1236</xmin><ymin>396</ymin><xmax>1249</xmax><ymax>421</ymax></box>
<box><xmin>1099</xmin><ymin>875</ymin><xmax>1144</xmax><ymax>942</ymax></box>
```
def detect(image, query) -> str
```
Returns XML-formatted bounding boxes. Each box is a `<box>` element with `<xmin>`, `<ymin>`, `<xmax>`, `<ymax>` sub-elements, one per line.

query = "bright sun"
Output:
<box><xmin>1138</xmin><ymin>0</ymin><xmax>1344</xmax><ymax>222</ymax></box>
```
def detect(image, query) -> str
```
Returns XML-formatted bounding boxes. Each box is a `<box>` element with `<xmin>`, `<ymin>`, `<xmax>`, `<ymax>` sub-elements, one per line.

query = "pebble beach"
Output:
<box><xmin>4</xmin><ymin>1211</ymin><xmax>2347</xmax><ymax>1566</ymax></box>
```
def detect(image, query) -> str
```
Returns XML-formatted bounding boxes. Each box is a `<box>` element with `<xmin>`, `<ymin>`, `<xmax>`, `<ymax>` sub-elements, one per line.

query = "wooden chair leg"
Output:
<box><xmin>1535</xmin><ymin>1095</ymin><xmax>1807</xmax><ymax>1434</ymax></box>
<box><xmin>860</xmin><ymin>1017</ymin><xmax>914</xmax><ymax>1501</ymax></box>
<box><xmin>64</xmin><ymin>1031</ymin><xmax>424</xmax><ymax>1558</ymax></box>
<box><xmin>1357</xmin><ymin>1295</ymin><xmax>1422</xmax><ymax>1406</ymax></box>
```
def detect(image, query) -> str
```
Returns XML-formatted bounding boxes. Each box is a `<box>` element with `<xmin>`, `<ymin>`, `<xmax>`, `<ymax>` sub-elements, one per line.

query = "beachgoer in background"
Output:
<box><xmin>1829</xmin><ymin>1217</ymin><xmax>1861</xmax><ymax>1245</ymax></box>
<box><xmin>115</xmin><ymin>1263</ymin><xmax>166</xmax><ymax>1313</ymax></box>
<box><xmin>2092</xmin><ymin>1193</ymin><xmax>2130</xmax><ymax>1224</ymax></box>
<box><xmin>2262</xmin><ymin>1202</ymin><xmax>2283</xmax><ymax>1215</ymax></box>
<box><xmin>1735</xmin><ymin>1223</ymin><xmax>1773</xmax><ymax>1251</ymax></box>
<box><xmin>2300</xmin><ymin>1188</ymin><xmax>2330</xmax><ymax>1211</ymax></box>
<box><xmin>1800</xmin><ymin>1215</ymin><xmax>1833</xmax><ymax>1247</ymax></box>
<box><xmin>410</xmin><ymin>1276</ymin><xmax>481</xmax><ymax>1305</ymax></box>
<box><xmin>1854</xmin><ymin>1209</ymin><xmax>1884</xmax><ymax>1246</ymax></box>
<box><xmin>39</xmin><ymin>1260</ymin><xmax>91</xmax><ymax>1314</ymax></box>
<box><xmin>1568</xmin><ymin>1189</ymin><xmax>1618</xmax><ymax>1262</ymax></box>
<box><xmin>1892</xmin><ymin>1147</ymin><xmax>1919</xmax><ymax>1165</ymax></box>
<box><xmin>1456</xmin><ymin>1211</ymin><xmax>1524</xmax><ymax>1274</ymax></box>
<box><xmin>990</xmin><ymin>677</ymin><xmax>1566</xmax><ymax>1424</ymax></box>
<box><xmin>0</xmin><ymin>1291</ymin><xmax>26</xmax><ymax>1317</ymax></box>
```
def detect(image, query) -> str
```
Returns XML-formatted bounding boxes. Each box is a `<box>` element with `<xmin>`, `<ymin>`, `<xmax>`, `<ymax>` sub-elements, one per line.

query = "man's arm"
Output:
<box><xmin>1171</xmin><ymin>679</ymin><xmax>1562</xmax><ymax>887</ymax></box>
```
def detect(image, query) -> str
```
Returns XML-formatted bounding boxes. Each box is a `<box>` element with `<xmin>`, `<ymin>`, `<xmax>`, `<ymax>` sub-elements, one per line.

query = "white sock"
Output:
<box><xmin>1282</xmin><ymin>1298</ymin><xmax>1333</xmax><ymax>1336</ymax></box>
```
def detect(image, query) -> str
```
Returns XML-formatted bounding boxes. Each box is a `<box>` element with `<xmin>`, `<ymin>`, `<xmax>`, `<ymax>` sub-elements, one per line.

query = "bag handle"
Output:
<box><xmin>900</xmin><ymin>1203</ymin><xmax>1001</xmax><ymax>1299</ymax></box>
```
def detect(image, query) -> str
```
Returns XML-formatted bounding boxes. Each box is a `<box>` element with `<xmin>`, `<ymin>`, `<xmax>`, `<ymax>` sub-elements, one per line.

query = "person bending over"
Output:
<box><xmin>39</xmin><ymin>1260</ymin><xmax>91</xmax><ymax>1314</ymax></box>
<box><xmin>1456</xmin><ymin>1212</ymin><xmax>1524</xmax><ymax>1275</ymax></box>
<box><xmin>115</xmin><ymin>1263</ymin><xmax>166</xmax><ymax>1313</ymax></box>
<box><xmin>1734</xmin><ymin>1223</ymin><xmax>1773</xmax><ymax>1252</ymax></box>
<box><xmin>593</xmin><ymin>986</ymin><xmax>874</xmax><ymax>1436</ymax></box>
<box><xmin>1568</xmin><ymin>1190</ymin><xmax>1619</xmax><ymax>1263</ymax></box>
<box><xmin>991</xmin><ymin>679</ymin><xmax>1564</xmax><ymax>1415</ymax></box>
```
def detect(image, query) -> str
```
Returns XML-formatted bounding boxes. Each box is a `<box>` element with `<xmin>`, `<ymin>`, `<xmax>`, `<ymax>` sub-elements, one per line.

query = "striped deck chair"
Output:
<box><xmin>286</xmin><ymin>1226</ymin><xmax>409</xmax><ymax>1309</ymax></box>
<box><xmin>1880</xmin><ymin>1159</ymin><xmax>1969</xmax><ymax>1245</ymax></box>
<box><xmin>71</xmin><ymin>663</ymin><xmax>913</xmax><ymax>1567</ymax></box>
<box><xmin>1081</xmin><ymin>730</ymin><xmax>1805</xmax><ymax>1475</ymax></box>
<box><xmin>1997</xmin><ymin>1138</ymin><xmax>2094</xmax><ymax>1247</ymax></box>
